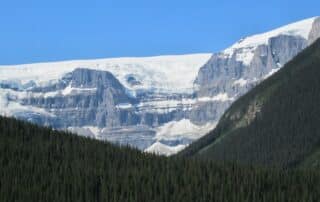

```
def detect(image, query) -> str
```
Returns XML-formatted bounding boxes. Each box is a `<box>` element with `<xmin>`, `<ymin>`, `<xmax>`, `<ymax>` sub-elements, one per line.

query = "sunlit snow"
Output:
<box><xmin>0</xmin><ymin>54</ymin><xmax>212</xmax><ymax>95</ymax></box>
<box><xmin>223</xmin><ymin>17</ymin><xmax>317</xmax><ymax>65</ymax></box>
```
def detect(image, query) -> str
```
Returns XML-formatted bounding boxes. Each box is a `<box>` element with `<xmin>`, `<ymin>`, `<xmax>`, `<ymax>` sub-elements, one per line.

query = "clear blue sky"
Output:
<box><xmin>1</xmin><ymin>0</ymin><xmax>319</xmax><ymax>65</ymax></box>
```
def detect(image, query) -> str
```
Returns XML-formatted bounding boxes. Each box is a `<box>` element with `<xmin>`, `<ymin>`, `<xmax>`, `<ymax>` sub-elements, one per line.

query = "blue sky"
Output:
<box><xmin>1</xmin><ymin>0</ymin><xmax>319</xmax><ymax>65</ymax></box>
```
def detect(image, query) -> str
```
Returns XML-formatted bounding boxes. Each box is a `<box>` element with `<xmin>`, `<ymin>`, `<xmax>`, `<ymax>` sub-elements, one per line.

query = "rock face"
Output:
<box><xmin>192</xmin><ymin>34</ymin><xmax>309</xmax><ymax>123</ymax></box>
<box><xmin>190</xmin><ymin>17</ymin><xmax>320</xmax><ymax>128</ymax></box>
<box><xmin>308</xmin><ymin>17</ymin><xmax>320</xmax><ymax>44</ymax></box>
<box><xmin>21</xmin><ymin>68</ymin><xmax>134</xmax><ymax>128</ymax></box>
<box><xmin>0</xmin><ymin>17</ymin><xmax>319</xmax><ymax>154</ymax></box>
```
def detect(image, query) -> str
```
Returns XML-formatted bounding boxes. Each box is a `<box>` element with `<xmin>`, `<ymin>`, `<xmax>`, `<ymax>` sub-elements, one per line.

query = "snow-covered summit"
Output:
<box><xmin>0</xmin><ymin>53</ymin><xmax>212</xmax><ymax>94</ymax></box>
<box><xmin>223</xmin><ymin>16</ymin><xmax>319</xmax><ymax>65</ymax></box>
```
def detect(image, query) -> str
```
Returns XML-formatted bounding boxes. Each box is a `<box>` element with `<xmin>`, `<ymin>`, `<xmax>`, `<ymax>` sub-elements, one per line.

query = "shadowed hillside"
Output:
<box><xmin>179</xmin><ymin>39</ymin><xmax>320</xmax><ymax>168</ymax></box>
<box><xmin>1</xmin><ymin>116</ymin><xmax>320</xmax><ymax>201</ymax></box>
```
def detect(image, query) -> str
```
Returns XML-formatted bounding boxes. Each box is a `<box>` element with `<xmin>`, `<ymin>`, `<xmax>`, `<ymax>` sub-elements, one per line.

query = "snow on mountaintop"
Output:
<box><xmin>0</xmin><ymin>54</ymin><xmax>212</xmax><ymax>94</ymax></box>
<box><xmin>223</xmin><ymin>16</ymin><xmax>319</xmax><ymax>65</ymax></box>
<box><xmin>1</xmin><ymin>17</ymin><xmax>317</xmax><ymax>92</ymax></box>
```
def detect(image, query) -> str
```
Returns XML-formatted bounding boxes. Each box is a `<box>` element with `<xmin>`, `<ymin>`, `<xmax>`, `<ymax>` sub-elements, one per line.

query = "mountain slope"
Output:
<box><xmin>1</xmin><ymin>115</ymin><xmax>320</xmax><ymax>202</ymax></box>
<box><xmin>1</xmin><ymin>17</ymin><xmax>320</xmax><ymax>154</ymax></box>
<box><xmin>180</xmin><ymin>38</ymin><xmax>320</xmax><ymax>168</ymax></box>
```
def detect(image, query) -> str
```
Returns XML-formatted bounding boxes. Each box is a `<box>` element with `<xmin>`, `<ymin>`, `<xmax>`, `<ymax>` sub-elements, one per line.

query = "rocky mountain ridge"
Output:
<box><xmin>1</xmin><ymin>17</ymin><xmax>319</xmax><ymax>155</ymax></box>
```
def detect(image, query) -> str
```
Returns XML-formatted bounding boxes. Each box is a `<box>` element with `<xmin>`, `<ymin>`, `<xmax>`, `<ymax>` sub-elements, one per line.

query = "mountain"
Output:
<box><xmin>1</xmin><ymin>115</ymin><xmax>320</xmax><ymax>202</ymax></box>
<box><xmin>1</xmin><ymin>17</ymin><xmax>320</xmax><ymax>155</ymax></box>
<box><xmin>0</xmin><ymin>54</ymin><xmax>213</xmax><ymax>153</ymax></box>
<box><xmin>179</xmin><ymin>38</ymin><xmax>320</xmax><ymax>168</ymax></box>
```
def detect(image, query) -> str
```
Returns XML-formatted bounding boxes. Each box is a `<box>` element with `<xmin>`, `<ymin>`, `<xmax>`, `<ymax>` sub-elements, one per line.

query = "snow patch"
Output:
<box><xmin>61</xmin><ymin>85</ymin><xmax>97</xmax><ymax>96</ymax></box>
<box><xmin>0</xmin><ymin>89</ymin><xmax>54</xmax><ymax>117</ymax></box>
<box><xmin>198</xmin><ymin>93</ymin><xmax>234</xmax><ymax>102</ymax></box>
<box><xmin>263</xmin><ymin>68</ymin><xmax>281</xmax><ymax>79</ymax></box>
<box><xmin>155</xmin><ymin>119</ymin><xmax>217</xmax><ymax>141</ymax></box>
<box><xmin>68</xmin><ymin>126</ymin><xmax>102</xmax><ymax>140</ymax></box>
<box><xmin>137</xmin><ymin>99</ymin><xmax>195</xmax><ymax>113</ymax></box>
<box><xmin>144</xmin><ymin>142</ymin><xmax>187</xmax><ymax>156</ymax></box>
<box><xmin>235</xmin><ymin>47</ymin><xmax>256</xmax><ymax>65</ymax></box>
<box><xmin>136</xmin><ymin>94</ymin><xmax>233</xmax><ymax>114</ymax></box>
<box><xmin>143</xmin><ymin>119</ymin><xmax>217</xmax><ymax>155</ymax></box>
<box><xmin>233</xmin><ymin>78</ymin><xmax>248</xmax><ymax>87</ymax></box>
<box><xmin>116</xmin><ymin>103</ymin><xmax>133</xmax><ymax>110</ymax></box>
<box><xmin>83</xmin><ymin>126</ymin><xmax>101</xmax><ymax>139</ymax></box>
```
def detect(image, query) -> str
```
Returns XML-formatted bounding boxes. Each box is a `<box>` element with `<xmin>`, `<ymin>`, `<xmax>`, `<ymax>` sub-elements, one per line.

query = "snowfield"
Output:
<box><xmin>0</xmin><ymin>54</ymin><xmax>212</xmax><ymax>94</ymax></box>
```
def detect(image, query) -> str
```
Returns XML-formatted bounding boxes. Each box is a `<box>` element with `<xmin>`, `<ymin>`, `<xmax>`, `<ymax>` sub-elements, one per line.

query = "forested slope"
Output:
<box><xmin>1</xmin><ymin>116</ymin><xmax>320</xmax><ymax>201</ymax></box>
<box><xmin>179</xmin><ymin>39</ymin><xmax>320</xmax><ymax>168</ymax></box>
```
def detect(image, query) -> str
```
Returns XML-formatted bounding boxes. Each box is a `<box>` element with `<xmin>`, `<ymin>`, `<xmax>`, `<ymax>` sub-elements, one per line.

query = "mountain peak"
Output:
<box><xmin>231</xmin><ymin>17</ymin><xmax>317</xmax><ymax>49</ymax></box>
<box><xmin>223</xmin><ymin>16</ymin><xmax>319</xmax><ymax>65</ymax></box>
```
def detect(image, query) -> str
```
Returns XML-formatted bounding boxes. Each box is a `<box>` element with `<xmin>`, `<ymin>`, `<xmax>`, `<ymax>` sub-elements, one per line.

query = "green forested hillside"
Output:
<box><xmin>2</xmin><ymin>39</ymin><xmax>320</xmax><ymax>202</ymax></box>
<box><xmin>179</xmin><ymin>39</ymin><xmax>320</xmax><ymax>168</ymax></box>
<box><xmin>1</xmin><ymin>116</ymin><xmax>320</xmax><ymax>202</ymax></box>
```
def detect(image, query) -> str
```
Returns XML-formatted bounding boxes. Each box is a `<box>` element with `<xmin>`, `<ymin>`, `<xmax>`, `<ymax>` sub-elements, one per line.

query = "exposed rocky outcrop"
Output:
<box><xmin>192</xmin><ymin>24</ymin><xmax>317</xmax><ymax>125</ymax></box>
<box><xmin>308</xmin><ymin>17</ymin><xmax>320</xmax><ymax>44</ymax></box>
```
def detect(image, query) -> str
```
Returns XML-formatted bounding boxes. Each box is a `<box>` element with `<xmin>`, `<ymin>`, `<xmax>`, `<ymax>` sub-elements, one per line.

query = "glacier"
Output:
<box><xmin>0</xmin><ymin>54</ymin><xmax>212</xmax><ymax>94</ymax></box>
